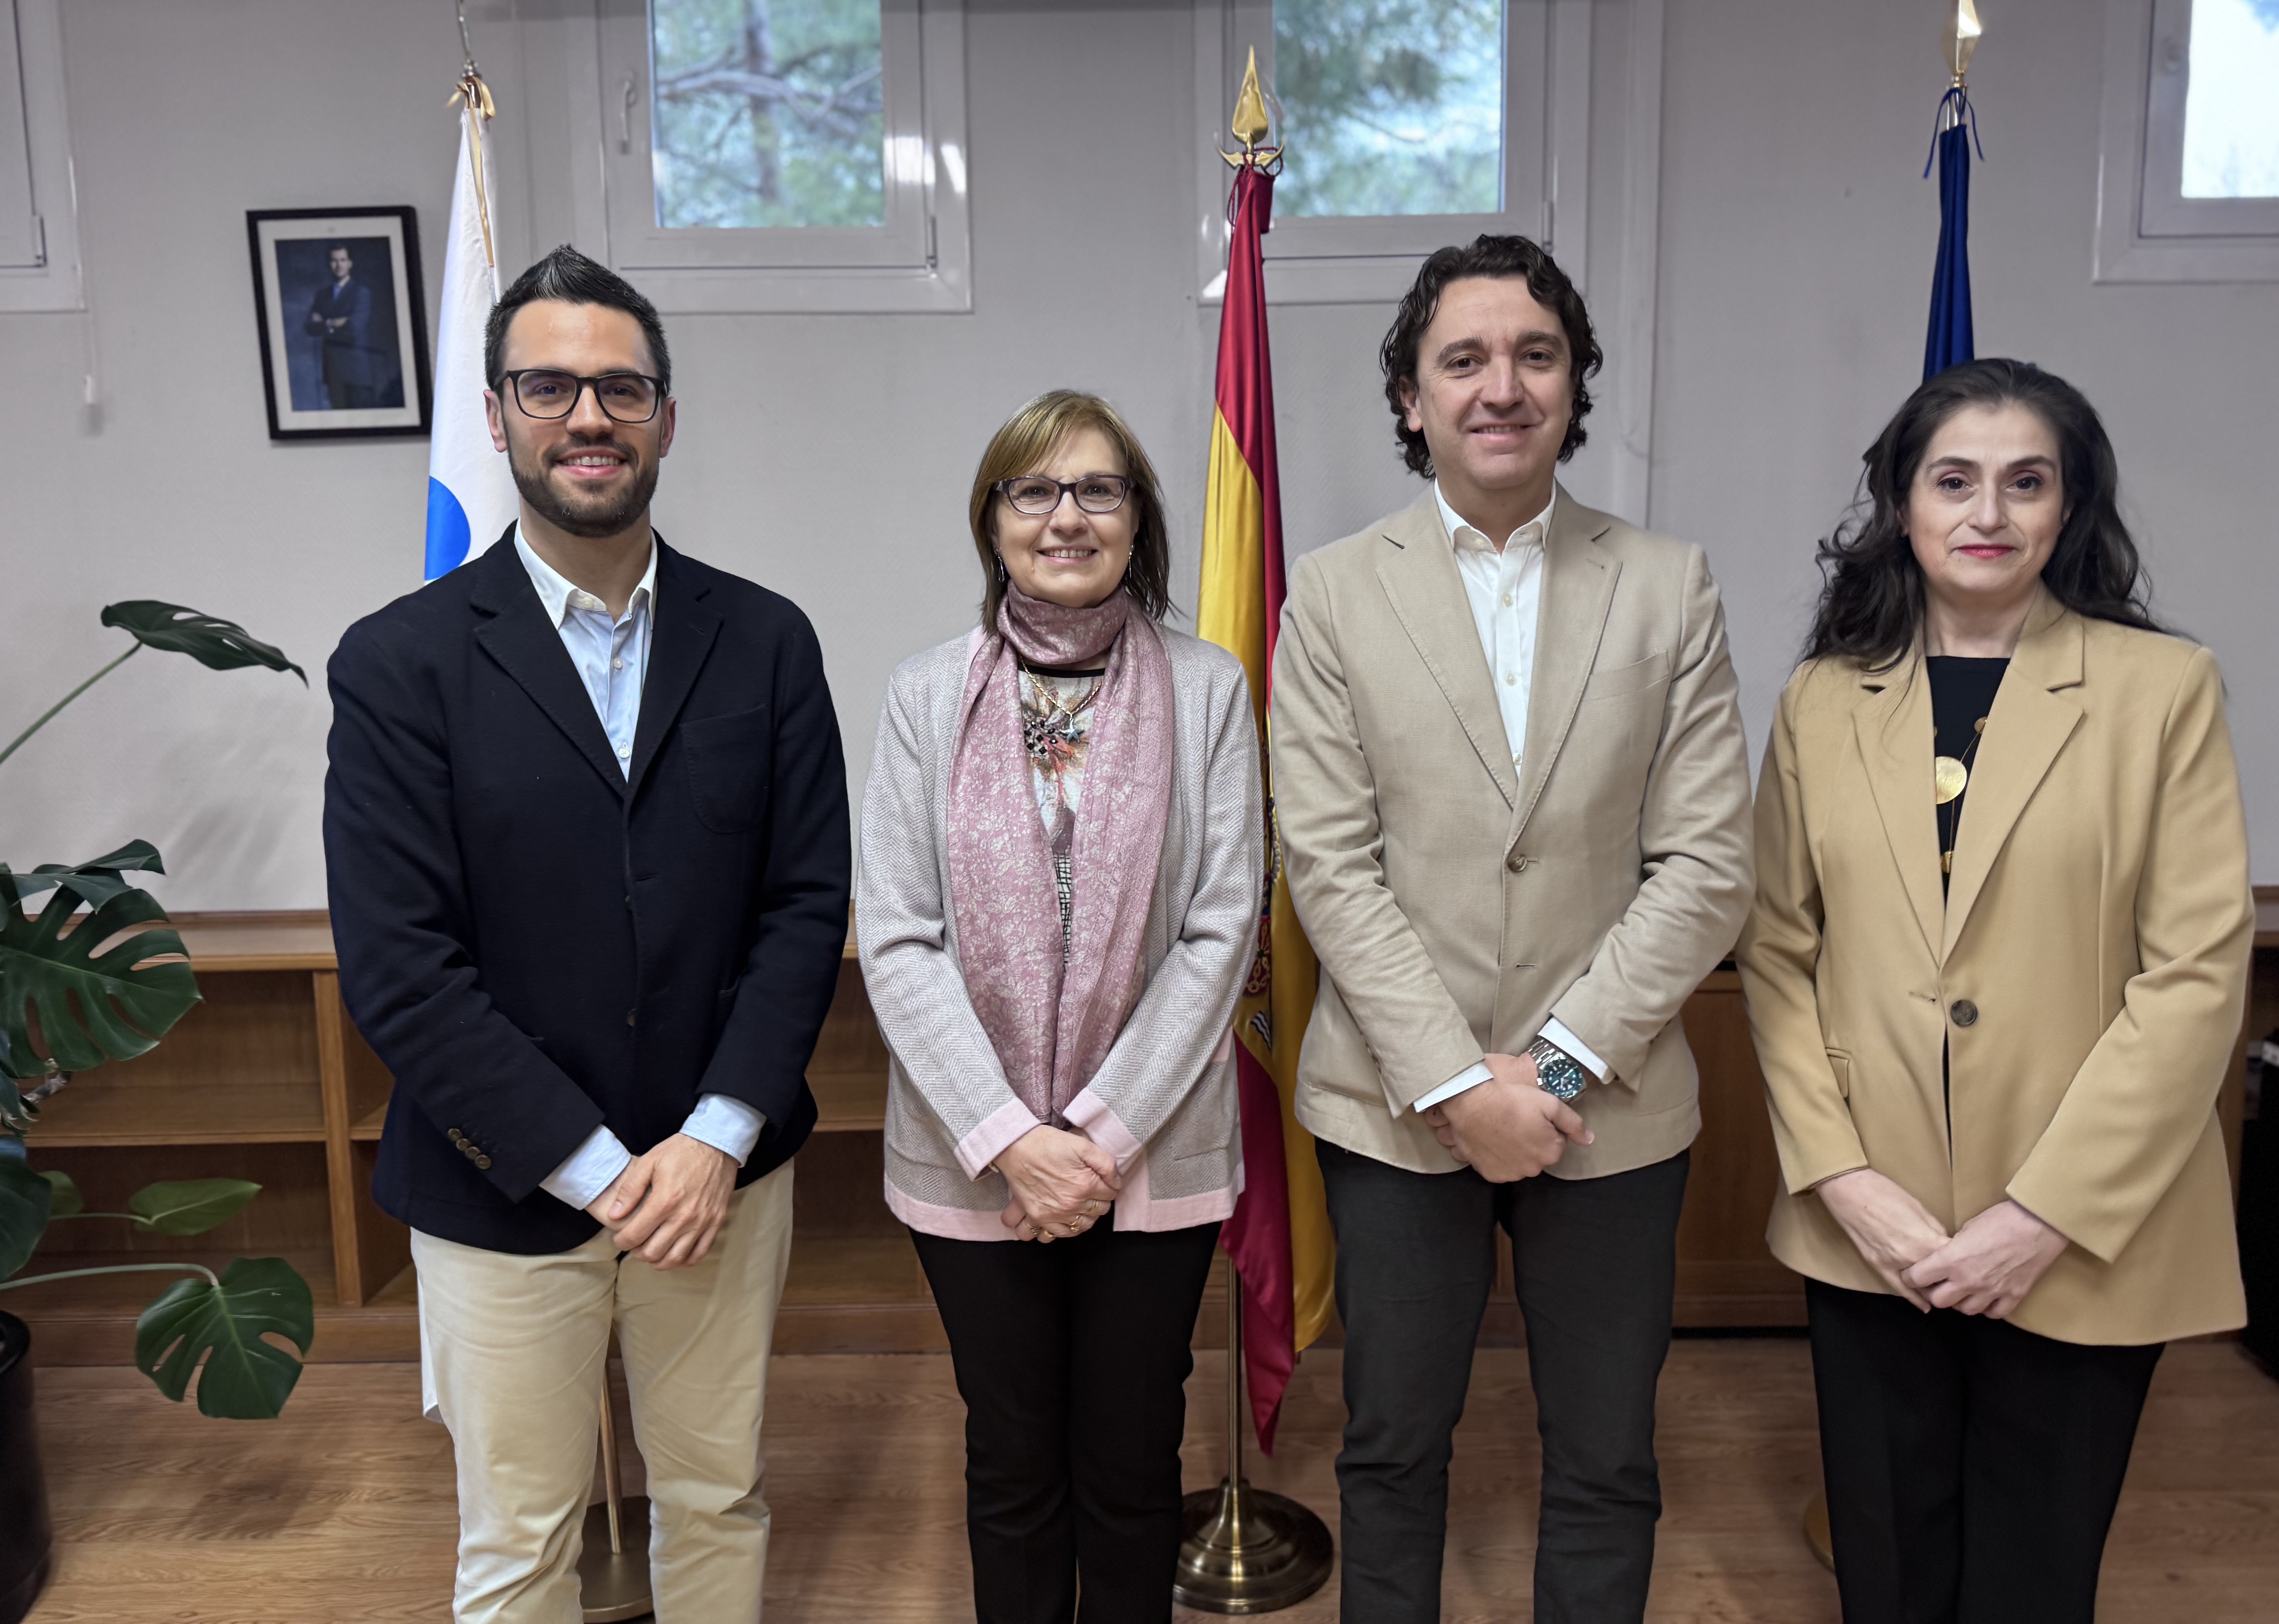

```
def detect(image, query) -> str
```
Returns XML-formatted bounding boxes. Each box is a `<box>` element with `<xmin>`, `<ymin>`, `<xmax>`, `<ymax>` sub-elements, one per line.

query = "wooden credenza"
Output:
<box><xmin>16</xmin><ymin>909</ymin><xmax>2271</xmax><ymax>1364</ymax></box>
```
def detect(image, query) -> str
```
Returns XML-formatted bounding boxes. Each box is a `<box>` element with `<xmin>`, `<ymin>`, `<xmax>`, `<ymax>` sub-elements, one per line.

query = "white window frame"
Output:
<box><xmin>2095</xmin><ymin>0</ymin><xmax>2279</xmax><ymax>282</ymax></box>
<box><xmin>0</xmin><ymin>0</ymin><xmax>84</xmax><ymax>312</ymax></box>
<box><xmin>570</xmin><ymin>0</ymin><xmax>970</xmax><ymax>314</ymax></box>
<box><xmin>1192</xmin><ymin>0</ymin><xmax>1594</xmax><ymax>305</ymax></box>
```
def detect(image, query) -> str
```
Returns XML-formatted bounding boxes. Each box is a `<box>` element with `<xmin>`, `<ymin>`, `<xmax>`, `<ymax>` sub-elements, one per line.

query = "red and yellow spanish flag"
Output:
<box><xmin>1197</xmin><ymin>159</ymin><xmax>1336</xmax><ymax>1453</ymax></box>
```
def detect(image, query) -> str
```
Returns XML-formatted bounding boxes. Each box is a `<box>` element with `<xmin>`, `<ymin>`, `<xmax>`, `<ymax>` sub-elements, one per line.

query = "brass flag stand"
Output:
<box><xmin>1173</xmin><ymin>1268</ymin><xmax>1334</xmax><ymax>1614</ymax></box>
<box><xmin>578</xmin><ymin>1370</ymin><xmax>654</xmax><ymax>1622</ymax></box>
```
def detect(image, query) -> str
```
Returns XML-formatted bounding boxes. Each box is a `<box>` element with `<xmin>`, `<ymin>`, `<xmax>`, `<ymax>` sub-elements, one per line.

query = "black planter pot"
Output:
<box><xmin>0</xmin><ymin>1313</ymin><xmax>52</xmax><ymax>1624</ymax></box>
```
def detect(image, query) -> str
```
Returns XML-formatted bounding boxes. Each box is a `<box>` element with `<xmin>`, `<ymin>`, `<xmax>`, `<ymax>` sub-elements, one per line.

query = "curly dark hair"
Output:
<box><xmin>1804</xmin><ymin>358</ymin><xmax>2168</xmax><ymax>669</ymax></box>
<box><xmin>1378</xmin><ymin>235</ymin><xmax>1602</xmax><ymax>476</ymax></box>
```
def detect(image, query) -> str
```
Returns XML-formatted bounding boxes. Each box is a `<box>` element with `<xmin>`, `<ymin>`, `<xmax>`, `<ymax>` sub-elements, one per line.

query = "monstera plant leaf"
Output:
<box><xmin>39</xmin><ymin>1168</ymin><xmax>82</xmax><ymax>1218</ymax></box>
<box><xmin>0</xmin><ymin>867</ymin><xmax>200</xmax><ymax>1080</ymax></box>
<box><xmin>0</xmin><ymin>1157</ymin><xmax>52</xmax><ymax>1277</ymax></box>
<box><xmin>128</xmin><ymin>1178</ymin><xmax>261</xmax><ymax>1236</ymax></box>
<box><xmin>3</xmin><ymin>840</ymin><xmax>167</xmax><ymax>906</ymax></box>
<box><xmin>98</xmin><ymin>602</ymin><xmax>306</xmax><ymax>684</ymax></box>
<box><xmin>135</xmin><ymin>1256</ymin><xmax>314</xmax><ymax>1419</ymax></box>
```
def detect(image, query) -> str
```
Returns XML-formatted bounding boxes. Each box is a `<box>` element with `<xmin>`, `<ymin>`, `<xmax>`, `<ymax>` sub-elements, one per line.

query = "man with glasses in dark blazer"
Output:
<box><xmin>324</xmin><ymin>245</ymin><xmax>848</xmax><ymax>1622</ymax></box>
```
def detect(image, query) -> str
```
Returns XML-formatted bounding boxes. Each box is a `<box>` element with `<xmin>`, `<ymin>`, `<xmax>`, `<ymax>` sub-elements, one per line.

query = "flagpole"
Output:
<box><xmin>1174</xmin><ymin>50</ymin><xmax>1335</xmax><ymax>1615</ymax></box>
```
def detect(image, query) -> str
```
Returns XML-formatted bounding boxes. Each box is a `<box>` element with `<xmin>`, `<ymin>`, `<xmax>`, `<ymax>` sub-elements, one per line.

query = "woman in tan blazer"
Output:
<box><xmin>1739</xmin><ymin>358</ymin><xmax>2252</xmax><ymax>1624</ymax></box>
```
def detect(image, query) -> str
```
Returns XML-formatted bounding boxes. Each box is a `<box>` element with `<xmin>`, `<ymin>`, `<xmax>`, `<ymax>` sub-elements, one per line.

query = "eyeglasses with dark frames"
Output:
<box><xmin>499</xmin><ymin>369</ymin><xmax>665</xmax><ymax>424</ymax></box>
<box><xmin>993</xmin><ymin>474</ymin><xmax>1133</xmax><ymax>516</ymax></box>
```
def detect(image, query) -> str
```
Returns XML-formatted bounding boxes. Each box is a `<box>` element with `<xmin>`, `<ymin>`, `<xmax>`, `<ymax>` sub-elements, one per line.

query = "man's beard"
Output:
<box><xmin>508</xmin><ymin>431</ymin><xmax>659</xmax><ymax>540</ymax></box>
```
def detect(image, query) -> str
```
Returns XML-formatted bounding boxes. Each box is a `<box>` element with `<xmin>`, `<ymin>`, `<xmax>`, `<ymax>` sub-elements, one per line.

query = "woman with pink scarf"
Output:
<box><xmin>858</xmin><ymin>390</ymin><xmax>1263</xmax><ymax>1623</ymax></box>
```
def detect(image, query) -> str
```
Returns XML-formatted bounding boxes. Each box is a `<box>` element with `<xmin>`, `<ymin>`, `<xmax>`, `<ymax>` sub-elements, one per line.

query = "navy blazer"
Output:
<box><xmin>323</xmin><ymin>532</ymin><xmax>850</xmax><ymax>1254</ymax></box>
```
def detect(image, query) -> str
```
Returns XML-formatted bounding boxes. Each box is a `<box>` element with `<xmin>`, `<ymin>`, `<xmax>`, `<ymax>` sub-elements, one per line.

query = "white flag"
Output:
<box><xmin>423</xmin><ymin>81</ymin><xmax>517</xmax><ymax>580</ymax></box>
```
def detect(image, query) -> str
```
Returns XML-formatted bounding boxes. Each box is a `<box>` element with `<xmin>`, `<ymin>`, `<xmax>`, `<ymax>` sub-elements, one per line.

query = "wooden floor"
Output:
<box><xmin>24</xmin><ymin>1340</ymin><xmax>2279</xmax><ymax>1622</ymax></box>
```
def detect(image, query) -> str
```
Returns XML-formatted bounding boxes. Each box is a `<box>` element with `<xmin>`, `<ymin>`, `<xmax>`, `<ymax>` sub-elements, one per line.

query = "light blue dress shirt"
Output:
<box><xmin>512</xmin><ymin>532</ymin><xmax>766</xmax><ymax>1212</ymax></box>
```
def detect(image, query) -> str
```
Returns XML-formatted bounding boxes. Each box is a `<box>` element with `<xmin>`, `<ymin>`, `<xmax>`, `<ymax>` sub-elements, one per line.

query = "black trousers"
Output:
<box><xmin>912</xmin><ymin>1219</ymin><xmax>1221</xmax><ymax>1624</ymax></box>
<box><xmin>1317</xmin><ymin>1139</ymin><xmax>1690</xmax><ymax>1624</ymax></box>
<box><xmin>1807</xmin><ymin>1278</ymin><xmax>2164</xmax><ymax>1624</ymax></box>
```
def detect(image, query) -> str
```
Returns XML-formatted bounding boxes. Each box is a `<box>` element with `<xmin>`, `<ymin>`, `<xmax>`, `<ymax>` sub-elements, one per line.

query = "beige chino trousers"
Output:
<box><xmin>412</xmin><ymin>1161</ymin><xmax>795</xmax><ymax>1624</ymax></box>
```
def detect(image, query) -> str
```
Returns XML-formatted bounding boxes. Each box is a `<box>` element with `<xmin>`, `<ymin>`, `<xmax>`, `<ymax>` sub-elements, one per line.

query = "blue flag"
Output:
<box><xmin>1923</xmin><ymin>87</ymin><xmax>1981</xmax><ymax>381</ymax></box>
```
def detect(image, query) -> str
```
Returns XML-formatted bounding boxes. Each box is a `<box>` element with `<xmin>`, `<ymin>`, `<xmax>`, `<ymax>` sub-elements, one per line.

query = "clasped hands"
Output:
<box><xmin>1423</xmin><ymin>1051</ymin><xmax>1594</xmax><ymax>1183</ymax></box>
<box><xmin>995</xmin><ymin>1125</ymin><xmax>1120</xmax><ymax>1243</ymax></box>
<box><xmin>586</xmin><ymin>1132</ymin><xmax>738</xmax><ymax>1271</ymax></box>
<box><xmin>1816</xmin><ymin>1167</ymin><xmax>2069</xmax><ymax>1317</ymax></box>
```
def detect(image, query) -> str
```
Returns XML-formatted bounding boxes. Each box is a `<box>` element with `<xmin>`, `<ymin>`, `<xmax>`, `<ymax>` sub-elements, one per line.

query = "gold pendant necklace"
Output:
<box><xmin>1937</xmin><ymin>717</ymin><xmax>1989</xmax><ymax>872</ymax></box>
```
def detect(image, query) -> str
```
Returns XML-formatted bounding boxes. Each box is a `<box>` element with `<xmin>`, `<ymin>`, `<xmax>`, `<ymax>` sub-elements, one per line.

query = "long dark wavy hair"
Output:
<box><xmin>1804</xmin><ymin>358</ymin><xmax>2168</xmax><ymax>668</ymax></box>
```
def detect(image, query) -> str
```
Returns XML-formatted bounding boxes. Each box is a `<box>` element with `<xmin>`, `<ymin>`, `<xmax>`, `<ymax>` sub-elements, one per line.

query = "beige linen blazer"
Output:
<box><xmin>1738</xmin><ymin>597</ymin><xmax>2252</xmax><ymax>1344</ymax></box>
<box><xmin>1270</xmin><ymin>487</ymin><xmax>1755</xmax><ymax>1178</ymax></box>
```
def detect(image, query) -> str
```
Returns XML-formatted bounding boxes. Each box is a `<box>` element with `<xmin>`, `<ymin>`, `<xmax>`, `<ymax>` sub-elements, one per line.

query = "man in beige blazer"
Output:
<box><xmin>1271</xmin><ymin>236</ymin><xmax>1753</xmax><ymax>1624</ymax></box>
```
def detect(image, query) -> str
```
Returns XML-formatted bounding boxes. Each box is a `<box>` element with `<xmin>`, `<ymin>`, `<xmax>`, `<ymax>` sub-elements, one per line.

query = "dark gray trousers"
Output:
<box><xmin>1317</xmin><ymin>1139</ymin><xmax>1690</xmax><ymax>1624</ymax></box>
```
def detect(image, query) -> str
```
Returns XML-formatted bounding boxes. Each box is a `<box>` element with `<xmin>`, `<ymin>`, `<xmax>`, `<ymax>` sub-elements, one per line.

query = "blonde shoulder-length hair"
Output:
<box><xmin>966</xmin><ymin>389</ymin><xmax>1175</xmax><ymax>629</ymax></box>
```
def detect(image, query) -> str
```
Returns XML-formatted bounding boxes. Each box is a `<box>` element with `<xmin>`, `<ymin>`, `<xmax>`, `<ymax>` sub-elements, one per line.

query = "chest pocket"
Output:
<box><xmin>682</xmin><ymin>704</ymin><xmax>773</xmax><ymax>833</ymax></box>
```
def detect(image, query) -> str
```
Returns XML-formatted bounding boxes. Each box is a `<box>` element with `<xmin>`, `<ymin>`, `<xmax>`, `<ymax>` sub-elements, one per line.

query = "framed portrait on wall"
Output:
<box><xmin>246</xmin><ymin>206</ymin><xmax>432</xmax><ymax>440</ymax></box>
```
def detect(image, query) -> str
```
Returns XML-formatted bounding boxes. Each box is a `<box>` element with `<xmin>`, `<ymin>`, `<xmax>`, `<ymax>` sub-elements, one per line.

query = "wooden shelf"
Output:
<box><xmin>350</xmin><ymin>1102</ymin><xmax>387</xmax><ymax>1141</ymax></box>
<box><xmin>169</xmin><ymin>911</ymin><xmax>338</xmax><ymax>972</ymax></box>
<box><xmin>810</xmin><ymin>1069</ymin><xmax>886</xmax><ymax>1132</ymax></box>
<box><xmin>31</xmin><ymin>1078</ymin><xmax>326</xmax><ymax>1147</ymax></box>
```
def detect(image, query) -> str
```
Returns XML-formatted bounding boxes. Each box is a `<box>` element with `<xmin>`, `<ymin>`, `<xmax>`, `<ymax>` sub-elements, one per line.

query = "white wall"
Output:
<box><xmin>4</xmin><ymin>0</ymin><xmax>2275</xmax><ymax>911</ymax></box>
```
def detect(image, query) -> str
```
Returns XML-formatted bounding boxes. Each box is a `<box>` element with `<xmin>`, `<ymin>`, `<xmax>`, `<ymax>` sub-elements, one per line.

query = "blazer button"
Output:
<box><xmin>1951</xmin><ymin>999</ymin><xmax>1979</xmax><ymax>1028</ymax></box>
<box><xmin>1506</xmin><ymin>852</ymin><xmax>1530</xmax><ymax>873</ymax></box>
<box><xmin>474</xmin><ymin>1155</ymin><xmax>493</xmax><ymax>1170</ymax></box>
<box><xmin>447</xmin><ymin>1128</ymin><xmax>464</xmax><ymax>1143</ymax></box>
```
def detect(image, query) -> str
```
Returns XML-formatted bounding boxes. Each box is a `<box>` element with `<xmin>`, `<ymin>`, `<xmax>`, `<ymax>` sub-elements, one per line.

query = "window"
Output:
<box><xmin>2177</xmin><ymin>0</ymin><xmax>2279</xmax><ymax>200</ymax></box>
<box><xmin>586</xmin><ymin>0</ymin><xmax>971</xmax><ymax>314</ymax></box>
<box><xmin>648</xmin><ymin>0</ymin><xmax>886</xmax><ymax>229</ymax></box>
<box><xmin>0</xmin><ymin>0</ymin><xmax>83</xmax><ymax>312</ymax></box>
<box><xmin>2095</xmin><ymin>0</ymin><xmax>2279</xmax><ymax>281</ymax></box>
<box><xmin>1272</xmin><ymin>0</ymin><xmax>1507</xmax><ymax>220</ymax></box>
<box><xmin>1192</xmin><ymin>0</ymin><xmax>1585</xmax><ymax>304</ymax></box>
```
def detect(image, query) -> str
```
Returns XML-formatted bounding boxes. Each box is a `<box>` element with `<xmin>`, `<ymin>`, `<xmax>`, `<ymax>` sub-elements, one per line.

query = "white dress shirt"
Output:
<box><xmin>511</xmin><ymin>531</ymin><xmax>767</xmax><ymax>1211</ymax></box>
<box><xmin>1408</xmin><ymin>483</ymin><xmax>1610</xmax><ymax>1113</ymax></box>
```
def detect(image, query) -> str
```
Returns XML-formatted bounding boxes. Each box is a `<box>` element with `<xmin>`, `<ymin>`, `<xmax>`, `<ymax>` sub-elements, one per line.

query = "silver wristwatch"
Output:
<box><xmin>1526</xmin><ymin>1036</ymin><xmax>1592</xmax><ymax>1101</ymax></box>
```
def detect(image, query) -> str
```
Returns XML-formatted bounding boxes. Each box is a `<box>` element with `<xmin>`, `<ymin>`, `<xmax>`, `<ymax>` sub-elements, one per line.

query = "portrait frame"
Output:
<box><xmin>246</xmin><ymin>206</ymin><xmax>432</xmax><ymax>440</ymax></box>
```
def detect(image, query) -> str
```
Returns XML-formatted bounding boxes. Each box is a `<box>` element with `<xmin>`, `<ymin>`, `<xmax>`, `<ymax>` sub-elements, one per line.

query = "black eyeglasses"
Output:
<box><xmin>994</xmin><ymin>474</ymin><xmax>1133</xmax><ymax>516</ymax></box>
<box><xmin>500</xmin><ymin>369</ymin><xmax>665</xmax><ymax>424</ymax></box>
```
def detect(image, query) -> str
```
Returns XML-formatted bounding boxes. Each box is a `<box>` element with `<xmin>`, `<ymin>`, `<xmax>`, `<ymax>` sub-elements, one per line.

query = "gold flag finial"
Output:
<box><xmin>1942</xmin><ymin>0</ymin><xmax>1982</xmax><ymax>85</ymax></box>
<box><xmin>1230</xmin><ymin>48</ymin><xmax>1272</xmax><ymax>149</ymax></box>
<box><xmin>1220</xmin><ymin>47</ymin><xmax>1284</xmax><ymax>171</ymax></box>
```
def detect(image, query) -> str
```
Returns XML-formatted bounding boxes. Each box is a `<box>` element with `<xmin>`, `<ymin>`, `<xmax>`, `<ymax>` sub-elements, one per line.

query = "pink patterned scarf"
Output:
<box><xmin>948</xmin><ymin>583</ymin><xmax>1175</xmax><ymax>1125</ymax></box>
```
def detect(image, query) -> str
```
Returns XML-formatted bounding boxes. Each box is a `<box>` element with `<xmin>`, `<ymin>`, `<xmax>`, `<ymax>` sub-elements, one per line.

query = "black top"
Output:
<box><xmin>1927</xmin><ymin>655</ymin><xmax>2009</xmax><ymax>894</ymax></box>
<box><xmin>323</xmin><ymin>531</ymin><xmax>852</xmax><ymax>1255</ymax></box>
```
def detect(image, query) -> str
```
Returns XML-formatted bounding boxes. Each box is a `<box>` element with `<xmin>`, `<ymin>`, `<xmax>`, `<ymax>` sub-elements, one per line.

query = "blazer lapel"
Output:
<box><xmin>1850</xmin><ymin>648</ymin><xmax>1945</xmax><ymax>964</ymax></box>
<box><xmin>1940</xmin><ymin>598</ymin><xmax>2084</xmax><ymax>959</ymax></box>
<box><xmin>1509</xmin><ymin>488</ymin><xmax>1618</xmax><ymax>850</ymax></box>
<box><xmin>468</xmin><ymin>535</ymin><xmax>627</xmax><ymax>798</ymax></box>
<box><xmin>626</xmin><ymin>540</ymin><xmax>723</xmax><ymax>797</ymax></box>
<box><xmin>1373</xmin><ymin>492</ymin><xmax>1518</xmax><ymax>808</ymax></box>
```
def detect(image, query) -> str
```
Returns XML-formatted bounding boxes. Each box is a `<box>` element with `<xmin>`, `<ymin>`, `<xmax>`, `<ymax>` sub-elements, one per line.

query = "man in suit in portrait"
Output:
<box><xmin>324</xmin><ymin>245</ymin><xmax>849</xmax><ymax>1622</ymax></box>
<box><xmin>303</xmin><ymin>242</ymin><xmax>380</xmax><ymax>408</ymax></box>
<box><xmin>1270</xmin><ymin>235</ymin><xmax>1754</xmax><ymax>1623</ymax></box>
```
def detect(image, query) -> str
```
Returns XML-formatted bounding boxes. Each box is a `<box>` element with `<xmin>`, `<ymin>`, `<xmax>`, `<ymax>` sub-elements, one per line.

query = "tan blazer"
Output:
<box><xmin>1738</xmin><ymin>596</ymin><xmax>2251</xmax><ymax>1345</ymax></box>
<box><xmin>1270</xmin><ymin>487</ymin><xmax>1754</xmax><ymax>1178</ymax></box>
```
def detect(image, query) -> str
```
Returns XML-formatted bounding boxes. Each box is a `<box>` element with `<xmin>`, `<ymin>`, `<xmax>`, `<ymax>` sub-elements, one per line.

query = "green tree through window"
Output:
<box><xmin>1271</xmin><ymin>0</ymin><xmax>1505</xmax><ymax>219</ymax></box>
<box><xmin>651</xmin><ymin>0</ymin><xmax>886</xmax><ymax>229</ymax></box>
